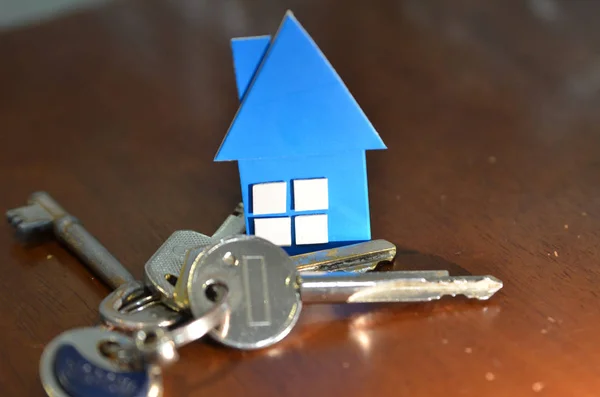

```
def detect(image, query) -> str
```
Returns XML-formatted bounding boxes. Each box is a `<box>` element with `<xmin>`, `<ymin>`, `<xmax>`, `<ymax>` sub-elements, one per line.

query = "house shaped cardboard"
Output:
<box><xmin>215</xmin><ymin>11</ymin><xmax>386</xmax><ymax>254</ymax></box>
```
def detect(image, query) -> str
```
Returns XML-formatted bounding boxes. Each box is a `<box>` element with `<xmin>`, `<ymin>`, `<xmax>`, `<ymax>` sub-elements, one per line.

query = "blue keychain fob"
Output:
<box><xmin>40</xmin><ymin>327</ymin><xmax>163</xmax><ymax>397</ymax></box>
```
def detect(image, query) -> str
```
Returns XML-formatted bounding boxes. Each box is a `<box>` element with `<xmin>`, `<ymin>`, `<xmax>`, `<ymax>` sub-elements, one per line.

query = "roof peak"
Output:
<box><xmin>215</xmin><ymin>11</ymin><xmax>386</xmax><ymax>162</ymax></box>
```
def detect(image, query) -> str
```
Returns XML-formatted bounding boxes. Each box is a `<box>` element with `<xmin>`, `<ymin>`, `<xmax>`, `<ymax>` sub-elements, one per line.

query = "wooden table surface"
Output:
<box><xmin>1</xmin><ymin>1</ymin><xmax>599</xmax><ymax>396</ymax></box>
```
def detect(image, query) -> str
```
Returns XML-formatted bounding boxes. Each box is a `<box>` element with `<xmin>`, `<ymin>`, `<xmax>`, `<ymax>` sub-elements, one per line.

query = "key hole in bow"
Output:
<box><xmin>98</xmin><ymin>340</ymin><xmax>122</xmax><ymax>360</ymax></box>
<box><xmin>204</xmin><ymin>280</ymin><xmax>228</xmax><ymax>303</ymax></box>
<box><xmin>98</xmin><ymin>340</ymin><xmax>140</xmax><ymax>369</ymax></box>
<box><xmin>164</xmin><ymin>274</ymin><xmax>178</xmax><ymax>287</ymax></box>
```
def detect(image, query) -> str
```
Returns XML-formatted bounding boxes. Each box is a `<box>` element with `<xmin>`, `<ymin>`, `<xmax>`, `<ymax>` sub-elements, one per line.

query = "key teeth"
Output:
<box><xmin>29</xmin><ymin>191</ymin><xmax>49</xmax><ymax>202</ymax></box>
<box><xmin>467</xmin><ymin>276</ymin><xmax>503</xmax><ymax>300</ymax></box>
<box><xmin>485</xmin><ymin>276</ymin><xmax>503</xmax><ymax>293</ymax></box>
<box><xmin>6</xmin><ymin>210</ymin><xmax>54</xmax><ymax>242</ymax></box>
<box><xmin>6</xmin><ymin>210</ymin><xmax>24</xmax><ymax>227</ymax></box>
<box><xmin>232</xmin><ymin>202</ymin><xmax>244</xmax><ymax>216</ymax></box>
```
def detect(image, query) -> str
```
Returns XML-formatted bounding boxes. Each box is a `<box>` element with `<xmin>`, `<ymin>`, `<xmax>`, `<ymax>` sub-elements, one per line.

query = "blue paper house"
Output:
<box><xmin>215</xmin><ymin>11</ymin><xmax>386</xmax><ymax>254</ymax></box>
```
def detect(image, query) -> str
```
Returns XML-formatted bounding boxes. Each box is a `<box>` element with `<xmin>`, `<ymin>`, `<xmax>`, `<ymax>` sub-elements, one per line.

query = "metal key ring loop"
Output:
<box><xmin>99</xmin><ymin>280</ymin><xmax>183</xmax><ymax>332</ymax></box>
<box><xmin>133</xmin><ymin>281</ymin><xmax>230</xmax><ymax>367</ymax></box>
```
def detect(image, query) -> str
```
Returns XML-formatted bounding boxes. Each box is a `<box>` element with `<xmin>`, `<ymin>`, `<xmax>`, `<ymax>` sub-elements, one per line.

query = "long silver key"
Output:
<box><xmin>40</xmin><ymin>327</ymin><xmax>164</xmax><ymax>397</ymax></box>
<box><xmin>7</xmin><ymin>192</ymin><xmax>183</xmax><ymax>331</ymax></box>
<box><xmin>170</xmin><ymin>238</ymin><xmax>398</xmax><ymax>311</ymax></box>
<box><xmin>299</xmin><ymin>272</ymin><xmax>503</xmax><ymax>302</ymax></box>
<box><xmin>143</xmin><ymin>203</ymin><xmax>245</xmax><ymax>305</ymax></box>
<box><xmin>187</xmin><ymin>235</ymin><xmax>503</xmax><ymax>350</ymax></box>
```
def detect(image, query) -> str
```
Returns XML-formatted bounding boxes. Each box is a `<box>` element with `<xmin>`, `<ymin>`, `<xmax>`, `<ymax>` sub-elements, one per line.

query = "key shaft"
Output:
<box><xmin>299</xmin><ymin>272</ymin><xmax>503</xmax><ymax>303</ymax></box>
<box><xmin>55</xmin><ymin>216</ymin><xmax>135</xmax><ymax>289</ymax></box>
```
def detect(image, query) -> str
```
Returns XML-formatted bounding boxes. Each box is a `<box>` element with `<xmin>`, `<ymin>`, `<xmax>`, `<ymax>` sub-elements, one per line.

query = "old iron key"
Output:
<box><xmin>7</xmin><ymin>192</ymin><xmax>183</xmax><ymax>331</ymax></box>
<box><xmin>7</xmin><ymin>191</ymin><xmax>134</xmax><ymax>289</ymax></box>
<box><xmin>187</xmin><ymin>235</ymin><xmax>503</xmax><ymax>350</ymax></box>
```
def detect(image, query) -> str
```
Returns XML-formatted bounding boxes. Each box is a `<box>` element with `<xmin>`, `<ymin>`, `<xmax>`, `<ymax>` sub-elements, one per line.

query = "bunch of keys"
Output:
<box><xmin>6</xmin><ymin>192</ymin><xmax>244</xmax><ymax>396</ymax></box>
<box><xmin>6</xmin><ymin>193</ymin><xmax>397</xmax><ymax>395</ymax></box>
<box><xmin>7</xmin><ymin>192</ymin><xmax>503</xmax><ymax>396</ymax></box>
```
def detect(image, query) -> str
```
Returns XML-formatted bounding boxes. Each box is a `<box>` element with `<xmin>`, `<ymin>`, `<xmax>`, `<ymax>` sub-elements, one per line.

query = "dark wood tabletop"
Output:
<box><xmin>1</xmin><ymin>0</ymin><xmax>599</xmax><ymax>396</ymax></box>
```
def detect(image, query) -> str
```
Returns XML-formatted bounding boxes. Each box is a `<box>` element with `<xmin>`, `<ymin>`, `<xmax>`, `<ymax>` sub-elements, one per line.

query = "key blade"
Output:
<box><xmin>348</xmin><ymin>275</ymin><xmax>503</xmax><ymax>302</ymax></box>
<box><xmin>300</xmin><ymin>273</ymin><xmax>503</xmax><ymax>303</ymax></box>
<box><xmin>211</xmin><ymin>202</ymin><xmax>246</xmax><ymax>240</ymax></box>
<box><xmin>293</xmin><ymin>239</ymin><xmax>396</xmax><ymax>273</ymax></box>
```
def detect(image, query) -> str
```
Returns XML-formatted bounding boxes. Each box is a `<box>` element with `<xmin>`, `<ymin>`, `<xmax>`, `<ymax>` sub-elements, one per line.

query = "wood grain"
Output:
<box><xmin>1</xmin><ymin>0</ymin><xmax>599</xmax><ymax>396</ymax></box>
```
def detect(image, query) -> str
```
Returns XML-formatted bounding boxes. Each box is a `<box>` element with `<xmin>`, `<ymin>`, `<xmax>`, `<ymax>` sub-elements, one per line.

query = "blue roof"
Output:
<box><xmin>231</xmin><ymin>35</ymin><xmax>271</xmax><ymax>100</ymax></box>
<box><xmin>215</xmin><ymin>11</ymin><xmax>386</xmax><ymax>161</ymax></box>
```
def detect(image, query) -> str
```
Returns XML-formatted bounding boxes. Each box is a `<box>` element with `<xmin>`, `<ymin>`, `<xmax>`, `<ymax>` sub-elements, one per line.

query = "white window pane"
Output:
<box><xmin>295</xmin><ymin>214</ymin><xmax>328</xmax><ymax>245</ymax></box>
<box><xmin>293</xmin><ymin>178</ymin><xmax>328</xmax><ymax>211</ymax></box>
<box><xmin>254</xmin><ymin>217</ymin><xmax>292</xmax><ymax>246</ymax></box>
<box><xmin>252</xmin><ymin>181</ymin><xmax>287</xmax><ymax>214</ymax></box>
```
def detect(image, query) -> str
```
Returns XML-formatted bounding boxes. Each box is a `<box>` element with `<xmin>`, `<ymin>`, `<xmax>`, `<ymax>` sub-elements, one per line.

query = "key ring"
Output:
<box><xmin>99</xmin><ymin>280</ymin><xmax>184</xmax><ymax>332</ymax></box>
<box><xmin>131</xmin><ymin>281</ymin><xmax>230</xmax><ymax>367</ymax></box>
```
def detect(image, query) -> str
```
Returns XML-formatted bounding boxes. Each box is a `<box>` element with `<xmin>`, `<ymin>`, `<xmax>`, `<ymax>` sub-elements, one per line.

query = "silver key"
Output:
<box><xmin>299</xmin><ymin>272</ymin><xmax>503</xmax><ymax>302</ymax></box>
<box><xmin>187</xmin><ymin>235</ymin><xmax>503</xmax><ymax>350</ymax></box>
<box><xmin>170</xmin><ymin>238</ymin><xmax>398</xmax><ymax>310</ymax></box>
<box><xmin>7</xmin><ymin>192</ymin><xmax>183</xmax><ymax>331</ymax></box>
<box><xmin>143</xmin><ymin>203</ymin><xmax>245</xmax><ymax>305</ymax></box>
<box><xmin>39</xmin><ymin>327</ymin><xmax>164</xmax><ymax>397</ymax></box>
